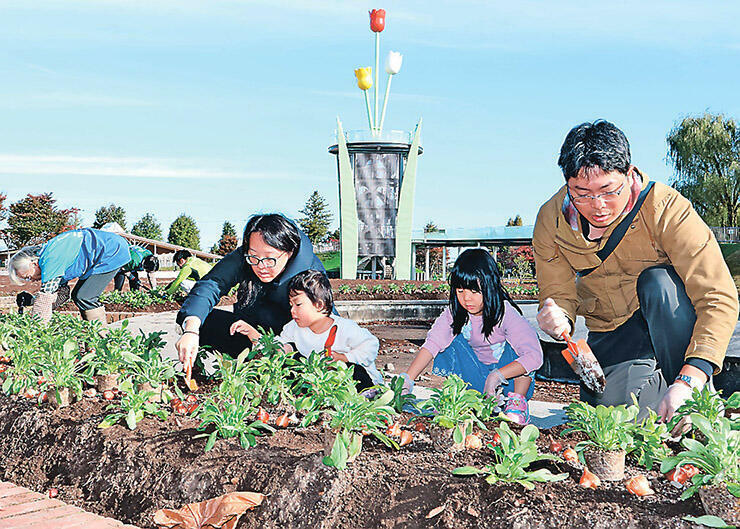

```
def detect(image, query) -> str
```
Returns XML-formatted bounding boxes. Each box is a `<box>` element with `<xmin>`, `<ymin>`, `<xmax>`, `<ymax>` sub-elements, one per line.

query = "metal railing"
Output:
<box><xmin>711</xmin><ymin>227</ymin><xmax>740</xmax><ymax>242</ymax></box>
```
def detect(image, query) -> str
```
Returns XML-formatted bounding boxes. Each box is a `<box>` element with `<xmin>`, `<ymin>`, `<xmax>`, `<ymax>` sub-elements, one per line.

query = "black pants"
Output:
<box><xmin>113</xmin><ymin>270</ymin><xmax>141</xmax><ymax>291</ymax></box>
<box><xmin>582</xmin><ymin>265</ymin><xmax>698</xmax><ymax>409</ymax></box>
<box><xmin>71</xmin><ymin>269</ymin><xmax>120</xmax><ymax>311</ymax></box>
<box><xmin>200</xmin><ymin>309</ymin><xmax>376</xmax><ymax>391</ymax></box>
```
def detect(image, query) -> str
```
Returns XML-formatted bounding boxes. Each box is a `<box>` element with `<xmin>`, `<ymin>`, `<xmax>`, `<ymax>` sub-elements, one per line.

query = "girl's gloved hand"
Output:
<box><xmin>484</xmin><ymin>368</ymin><xmax>507</xmax><ymax>396</ymax></box>
<box><xmin>400</xmin><ymin>372</ymin><xmax>414</xmax><ymax>395</ymax></box>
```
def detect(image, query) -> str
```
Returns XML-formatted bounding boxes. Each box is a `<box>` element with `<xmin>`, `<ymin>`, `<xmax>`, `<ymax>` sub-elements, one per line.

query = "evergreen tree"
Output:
<box><xmin>215</xmin><ymin>221</ymin><xmax>239</xmax><ymax>256</ymax></box>
<box><xmin>93</xmin><ymin>203</ymin><xmax>127</xmax><ymax>230</ymax></box>
<box><xmin>2</xmin><ymin>193</ymin><xmax>79</xmax><ymax>247</ymax></box>
<box><xmin>168</xmin><ymin>214</ymin><xmax>201</xmax><ymax>250</ymax></box>
<box><xmin>298</xmin><ymin>191</ymin><xmax>333</xmax><ymax>245</ymax></box>
<box><xmin>131</xmin><ymin>213</ymin><xmax>163</xmax><ymax>240</ymax></box>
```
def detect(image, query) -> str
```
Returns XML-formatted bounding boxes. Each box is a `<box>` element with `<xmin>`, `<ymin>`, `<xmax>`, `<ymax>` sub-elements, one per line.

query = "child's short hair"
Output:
<box><xmin>288</xmin><ymin>270</ymin><xmax>333</xmax><ymax>314</ymax></box>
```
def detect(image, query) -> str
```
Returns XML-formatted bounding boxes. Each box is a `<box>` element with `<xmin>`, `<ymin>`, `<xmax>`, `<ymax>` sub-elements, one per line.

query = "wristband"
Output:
<box><xmin>183</xmin><ymin>330</ymin><xmax>200</xmax><ymax>337</ymax></box>
<box><xmin>674</xmin><ymin>374</ymin><xmax>702</xmax><ymax>390</ymax></box>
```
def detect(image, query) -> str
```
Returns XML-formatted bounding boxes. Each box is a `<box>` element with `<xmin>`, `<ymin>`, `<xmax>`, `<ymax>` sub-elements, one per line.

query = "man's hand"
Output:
<box><xmin>229</xmin><ymin>320</ymin><xmax>261</xmax><ymax>342</ymax></box>
<box><xmin>537</xmin><ymin>298</ymin><xmax>571</xmax><ymax>340</ymax></box>
<box><xmin>483</xmin><ymin>368</ymin><xmax>507</xmax><ymax>396</ymax></box>
<box><xmin>658</xmin><ymin>382</ymin><xmax>693</xmax><ymax>434</ymax></box>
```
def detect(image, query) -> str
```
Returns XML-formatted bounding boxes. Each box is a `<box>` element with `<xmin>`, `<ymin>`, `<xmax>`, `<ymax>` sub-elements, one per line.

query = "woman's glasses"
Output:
<box><xmin>245</xmin><ymin>253</ymin><xmax>284</xmax><ymax>268</ymax></box>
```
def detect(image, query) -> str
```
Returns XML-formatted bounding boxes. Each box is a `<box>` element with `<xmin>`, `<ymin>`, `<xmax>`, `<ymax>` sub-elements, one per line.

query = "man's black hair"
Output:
<box><xmin>558</xmin><ymin>120</ymin><xmax>631</xmax><ymax>181</ymax></box>
<box><xmin>173</xmin><ymin>249</ymin><xmax>192</xmax><ymax>263</ymax></box>
<box><xmin>142</xmin><ymin>254</ymin><xmax>160</xmax><ymax>272</ymax></box>
<box><xmin>288</xmin><ymin>269</ymin><xmax>333</xmax><ymax>315</ymax></box>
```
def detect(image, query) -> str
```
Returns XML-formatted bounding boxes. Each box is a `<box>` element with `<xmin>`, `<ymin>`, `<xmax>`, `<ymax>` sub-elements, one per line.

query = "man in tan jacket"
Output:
<box><xmin>534</xmin><ymin>120</ymin><xmax>738</xmax><ymax>423</ymax></box>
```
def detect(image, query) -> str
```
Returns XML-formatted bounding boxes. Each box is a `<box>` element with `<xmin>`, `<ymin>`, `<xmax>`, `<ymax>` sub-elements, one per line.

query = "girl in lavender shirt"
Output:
<box><xmin>400</xmin><ymin>249</ymin><xmax>543</xmax><ymax>424</ymax></box>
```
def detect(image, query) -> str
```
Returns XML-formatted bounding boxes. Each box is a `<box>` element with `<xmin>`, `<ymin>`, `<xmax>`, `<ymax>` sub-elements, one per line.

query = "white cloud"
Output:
<box><xmin>0</xmin><ymin>154</ymin><xmax>324</xmax><ymax>181</ymax></box>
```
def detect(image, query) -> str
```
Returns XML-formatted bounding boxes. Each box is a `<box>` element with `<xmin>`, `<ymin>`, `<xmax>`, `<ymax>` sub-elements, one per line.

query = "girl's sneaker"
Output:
<box><xmin>503</xmin><ymin>393</ymin><xmax>530</xmax><ymax>425</ymax></box>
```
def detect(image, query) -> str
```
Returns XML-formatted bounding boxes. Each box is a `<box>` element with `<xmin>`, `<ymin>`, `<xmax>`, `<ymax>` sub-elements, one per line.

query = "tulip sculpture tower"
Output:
<box><xmin>329</xmin><ymin>8</ymin><xmax>422</xmax><ymax>280</ymax></box>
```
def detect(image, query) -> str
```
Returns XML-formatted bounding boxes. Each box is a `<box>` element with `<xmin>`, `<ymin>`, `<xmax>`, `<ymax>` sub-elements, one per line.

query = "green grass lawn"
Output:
<box><xmin>317</xmin><ymin>251</ymin><xmax>340</xmax><ymax>274</ymax></box>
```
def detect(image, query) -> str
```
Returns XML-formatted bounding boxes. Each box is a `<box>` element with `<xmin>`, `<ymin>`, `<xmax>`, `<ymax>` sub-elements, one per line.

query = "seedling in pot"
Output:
<box><xmin>387</xmin><ymin>375</ymin><xmax>416</xmax><ymax>413</ymax></box>
<box><xmin>452</xmin><ymin>422</ymin><xmax>568</xmax><ymax>489</ymax></box>
<box><xmin>420</xmin><ymin>375</ymin><xmax>486</xmax><ymax>431</ymax></box>
<box><xmin>40</xmin><ymin>338</ymin><xmax>94</xmax><ymax>408</ymax></box>
<box><xmin>668</xmin><ymin>388</ymin><xmax>739</xmax><ymax>436</ymax></box>
<box><xmin>292</xmin><ymin>351</ymin><xmax>357</xmax><ymax>426</ymax></box>
<box><xmin>562</xmin><ymin>400</ymin><xmax>638</xmax><ymax>480</ymax></box>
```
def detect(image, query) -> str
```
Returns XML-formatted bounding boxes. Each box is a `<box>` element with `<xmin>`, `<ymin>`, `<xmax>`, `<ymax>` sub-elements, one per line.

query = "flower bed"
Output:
<box><xmin>0</xmin><ymin>312</ymin><xmax>737</xmax><ymax>527</ymax></box>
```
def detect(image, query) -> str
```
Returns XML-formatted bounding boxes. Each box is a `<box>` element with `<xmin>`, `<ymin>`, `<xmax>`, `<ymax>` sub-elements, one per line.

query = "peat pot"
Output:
<box><xmin>95</xmin><ymin>374</ymin><xmax>118</xmax><ymax>392</ymax></box>
<box><xmin>49</xmin><ymin>387</ymin><xmax>71</xmax><ymax>408</ymax></box>
<box><xmin>583</xmin><ymin>449</ymin><xmax>625</xmax><ymax>481</ymax></box>
<box><xmin>137</xmin><ymin>382</ymin><xmax>164</xmax><ymax>403</ymax></box>
<box><xmin>699</xmin><ymin>485</ymin><xmax>740</xmax><ymax>525</ymax></box>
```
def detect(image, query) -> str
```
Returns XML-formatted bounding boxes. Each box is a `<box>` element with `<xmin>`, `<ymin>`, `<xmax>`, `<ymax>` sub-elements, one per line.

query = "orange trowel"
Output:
<box><xmin>560</xmin><ymin>331</ymin><xmax>606</xmax><ymax>393</ymax></box>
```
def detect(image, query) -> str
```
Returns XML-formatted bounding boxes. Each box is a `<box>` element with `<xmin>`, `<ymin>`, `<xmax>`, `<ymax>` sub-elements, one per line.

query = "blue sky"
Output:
<box><xmin>1</xmin><ymin>0</ymin><xmax>739</xmax><ymax>249</ymax></box>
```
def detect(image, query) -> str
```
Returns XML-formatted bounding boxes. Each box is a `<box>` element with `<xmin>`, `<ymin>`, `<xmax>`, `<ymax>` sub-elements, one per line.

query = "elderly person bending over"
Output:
<box><xmin>8</xmin><ymin>228</ymin><xmax>130</xmax><ymax>323</ymax></box>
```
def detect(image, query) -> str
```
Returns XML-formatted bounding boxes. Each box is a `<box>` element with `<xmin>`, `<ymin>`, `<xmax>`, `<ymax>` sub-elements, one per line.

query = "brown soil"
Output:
<box><xmin>0</xmin><ymin>390</ymin><xmax>700</xmax><ymax>529</ymax></box>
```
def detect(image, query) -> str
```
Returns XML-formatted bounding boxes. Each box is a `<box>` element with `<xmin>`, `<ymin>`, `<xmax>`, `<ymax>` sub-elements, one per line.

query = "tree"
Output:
<box><xmin>0</xmin><ymin>193</ymin><xmax>7</xmax><ymax>224</ymax></box>
<box><xmin>131</xmin><ymin>213</ymin><xmax>163</xmax><ymax>241</ymax></box>
<box><xmin>1</xmin><ymin>193</ymin><xmax>79</xmax><ymax>248</ymax></box>
<box><xmin>298</xmin><ymin>191</ymin><xmax>333</xmax><ymax>245</ymax></box>
<box><xmin>667</xmin><ymin>112</ymin><xmax>740</xmax><ymax>227</ymax></box>
<box><xmin>93</xmin><ymin>203</ymin><xmax>127</xmax><ymax>230</ymax></box>
<box><xmin>415</xmin><ymin>221</ymin><xmax>449</xmax><ymax>279</ymax></box>
<box><xmin>507</xmin><ymin>215</ymin><xmax>523</xmax><ymax>226</ymax></box>
<box><xmin>215</xmin><ymin>221</ymin><xmax>239</xmax><ymax>256</ymax></box>
<box><xmin>497</xmin><ymin>245</ymin><xmax>535</xmax><ymax>279</ymax></box>
<box><xmin>168</xmin><ymin>214</ymin><xmax>201</xmax><ymax>250</ymax></box>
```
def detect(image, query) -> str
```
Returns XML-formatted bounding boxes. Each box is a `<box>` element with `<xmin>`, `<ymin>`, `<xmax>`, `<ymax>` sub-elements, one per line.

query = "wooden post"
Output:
<box><xmin>425</xmin><ymin>247</ymin><xmax>430</xmax><ymax>281</ymax></box>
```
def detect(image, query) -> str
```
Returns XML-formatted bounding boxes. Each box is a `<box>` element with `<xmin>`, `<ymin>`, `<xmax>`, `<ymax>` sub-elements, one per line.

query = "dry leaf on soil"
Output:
<box><xmin>153</xmin><ymin>491</ymin><xmax>265</xmax><ymax>529</ymax></box>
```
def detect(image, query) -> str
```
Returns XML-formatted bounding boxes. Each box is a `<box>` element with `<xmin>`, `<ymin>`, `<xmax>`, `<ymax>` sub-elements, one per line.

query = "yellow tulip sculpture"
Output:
<box><xmin>354</xmin><ymin>67</ymin><xmax>373</xmax><ymax>90</ymax></box>
<box><xmin>355</xmin><ymin>67</ymin><xmax>374</xmax><ymax>131</ymax></box>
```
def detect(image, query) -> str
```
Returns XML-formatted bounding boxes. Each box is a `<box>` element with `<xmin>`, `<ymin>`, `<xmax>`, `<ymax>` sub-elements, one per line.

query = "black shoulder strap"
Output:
<box><xmin>577</xmin><ymin>181</ymin><xmax>655</xmax><ymax>278</ymax></box>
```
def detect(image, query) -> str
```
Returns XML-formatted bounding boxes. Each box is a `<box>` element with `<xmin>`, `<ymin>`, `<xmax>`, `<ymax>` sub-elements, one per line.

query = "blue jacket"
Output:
<box><xmin>177</xmin><ymin>228</ymin><xmax>326</xmax><ymax>333</ymax></box>
<box><xmin>39</xmin><ymin>229</ymin><xmax>130</xmax><ymax>283</ymax></box>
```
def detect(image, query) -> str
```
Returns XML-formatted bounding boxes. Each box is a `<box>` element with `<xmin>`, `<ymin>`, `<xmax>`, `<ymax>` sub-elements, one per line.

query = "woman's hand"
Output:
<box><xmin>176</xmin><ymin>332</ymin><xmax>199</xmax><ymax>376</ymax></box>
<box><xmin>229</xmin><ymin>320</ymin><xmax>261</xmax><ymax>342</ymax></box>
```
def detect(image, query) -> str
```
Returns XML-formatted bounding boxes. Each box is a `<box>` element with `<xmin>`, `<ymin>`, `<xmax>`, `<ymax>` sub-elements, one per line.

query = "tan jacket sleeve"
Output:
<box><xmin>652</xmin><ymin>192</ymin><xmax>739</xmax><ymax>372</ymax></box>
<box><xmin>533</xmin><ymin>202</ymin><xmax>579</xmax><ymax>326</ymax></box>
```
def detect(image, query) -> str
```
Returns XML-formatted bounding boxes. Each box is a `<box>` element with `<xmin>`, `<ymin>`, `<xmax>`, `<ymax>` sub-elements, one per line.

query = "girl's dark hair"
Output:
<box><xmin>448</xmin><ymin>248</ymin><xmax>521</xmax><ymax>338</ymax></box>
<box><xmin>239</xmin><ymin>214</ymin><xmax>302</xmax><ymax>307</ymax></box>
<box><xmin>288</xmin><ymin>270</ymin><xmax>333</xmax><ymax>315</ymax></box>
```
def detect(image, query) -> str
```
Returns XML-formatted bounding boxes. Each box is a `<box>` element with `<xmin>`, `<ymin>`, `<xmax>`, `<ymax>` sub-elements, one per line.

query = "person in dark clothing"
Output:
<box><xmin>175</xmin><ymin>214</ymin><xmax>327</xmax><ymax>371</ymax></box>
<box><xmin>113</xmin><ymin>247</ymin><xmax>159</xmax><ymax>291</ymax></box>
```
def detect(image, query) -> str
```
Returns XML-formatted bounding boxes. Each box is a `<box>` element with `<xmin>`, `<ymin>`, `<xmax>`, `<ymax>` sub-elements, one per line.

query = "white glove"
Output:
<box><xmin>483</xmin><ymin>368</ymin><xmax>507</xmax><ymax>396</ymax></box>
<box><xmin>658</xmin><ymin>381</ymin><xmax>693</xmax><ymax>435</ymax></box>
<box><xmin>400</xmin><ymin>372</ymin><xmax>414</xmax><ymax>395</ymax></box>
<box><xmin>536</xmin><ymin>298</ymin><xmax>571</xmax><ymax>340</ymax></box>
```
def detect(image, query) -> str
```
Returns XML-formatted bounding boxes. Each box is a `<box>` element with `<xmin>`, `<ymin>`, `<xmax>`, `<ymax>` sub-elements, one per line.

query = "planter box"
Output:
<box><xmin>334</xmin><ymin>300</ymin><xmax>447</xmax><ymax>323</ymax></box>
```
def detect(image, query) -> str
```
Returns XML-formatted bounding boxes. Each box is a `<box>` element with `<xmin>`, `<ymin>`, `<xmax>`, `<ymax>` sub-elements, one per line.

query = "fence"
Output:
<box><xmin>711</xmin><ymin>227</ymin><xmax>740</xmax><ymax>243</ymax></box>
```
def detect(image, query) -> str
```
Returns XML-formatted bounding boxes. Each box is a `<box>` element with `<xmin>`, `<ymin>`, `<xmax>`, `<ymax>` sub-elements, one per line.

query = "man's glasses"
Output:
<box><xmin>568</xmin><ymin>178</ymin><xmax>628</xmax><ymax>205</ymax></box>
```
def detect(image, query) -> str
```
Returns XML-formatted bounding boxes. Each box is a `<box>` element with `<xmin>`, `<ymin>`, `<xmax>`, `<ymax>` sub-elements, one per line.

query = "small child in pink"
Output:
<box><xmin>401</xmin><ymin>249</ymin><xmax>543</xmax><ymax>424</ymax></box>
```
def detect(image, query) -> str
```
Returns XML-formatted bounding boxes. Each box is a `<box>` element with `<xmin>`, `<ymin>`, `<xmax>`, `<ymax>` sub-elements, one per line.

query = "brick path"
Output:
<box><xmin>0</xmin><ymin>481</ymin><xmax>140</xmax><ymax>529</ymax></box>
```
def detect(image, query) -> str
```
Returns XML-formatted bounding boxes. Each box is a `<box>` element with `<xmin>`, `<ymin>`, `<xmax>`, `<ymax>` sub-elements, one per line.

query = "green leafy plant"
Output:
<box><xmin>247</xmin><ymin>345</ymin><xmax>296</xmax><ymax>406</ymax></box>
<box><xmin>292</xmin><ymin>351</ymin><xmax>357</xmax><ymax>426</ymax></box>
<box><xmin>401</xmin><ymin>283</ymin><xmax>415</xmax><ymax>295</ymax></box>
<box><xmin>387</xmin><ymin>375</ymin><xmax>416</xmax><ymax>413</ymax></box>
<box><xmin>661</xmin><ymin>414</ymin><xmax>740</xmax><ymax>500</ymax></box>
<box><xmin>629</xmin><ymin>405</ymin><xmax>672</xmax><ymax>469</ymax></box>
<box><xmin>476</xmin><ymin>394</ymin><xmax>503</xmax><ymax>422</ymax></box>
<box><xmin>668</xmin><ymin>387</ymin><xmax>734</xmax><ymax>433</ymax></box>
<box><xmin>87</xmin><ymin>321</ymin><xmax>139</xmax><ymax>376</ymax></box>
<box><xmin>371</xmin><ymin>284</ymin><xmax>384</xmax><ymax>294</ymax></box>
<box><xmin>418</xmin><ymin>283</ymin><xmax>435</xmax><ymax>293</ymax></box>
<box><xmin>99</xmin><ymin>379</ymin><xmax>169</xmax><ymax>430</ymax></box>
<box><xmin>354</xmin><ymin>284</ymin><xmax>370</xmax><ymax>294</ymax></box>
<box><xmin>453</xmin><ymin>422</ymin><xmax>568</xmax><ymax>489</ymax></box>
<box><xmin>40</xmin><ymin>338</ymin><xmax>93</xmax><ymax>401</ymax></box>
<box><xmin>421</xmin><ymin>375</ymin><xmax>485</xmax><ymax>430</ymax></box>
<box><xmin>128</xmin><ymin>331</ymin><xmax>176</xmax><ymax>388</ymax></box>
<box><xmin>562</xmin><ymin>401</ymin><xmax>638</xmax><ymax>452</ymax></box>
<box><xmin>322</xmin><ymin>390</ymin><xmax>398</xmax><ymax>469</ymax></box>
<box><xmin>387</xmin><ymin>283</ymin><xmax>400</xmax><ymax>294</ymax></box>
<box><xmin>195</xmin><ymin>385</ymin><xmax>274</xmax><ymax>451</ymax></box>
<box><xmin>337</xmin><ymin>284</ymin><xmax>352</xmax><ymax>294</ymax></box>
